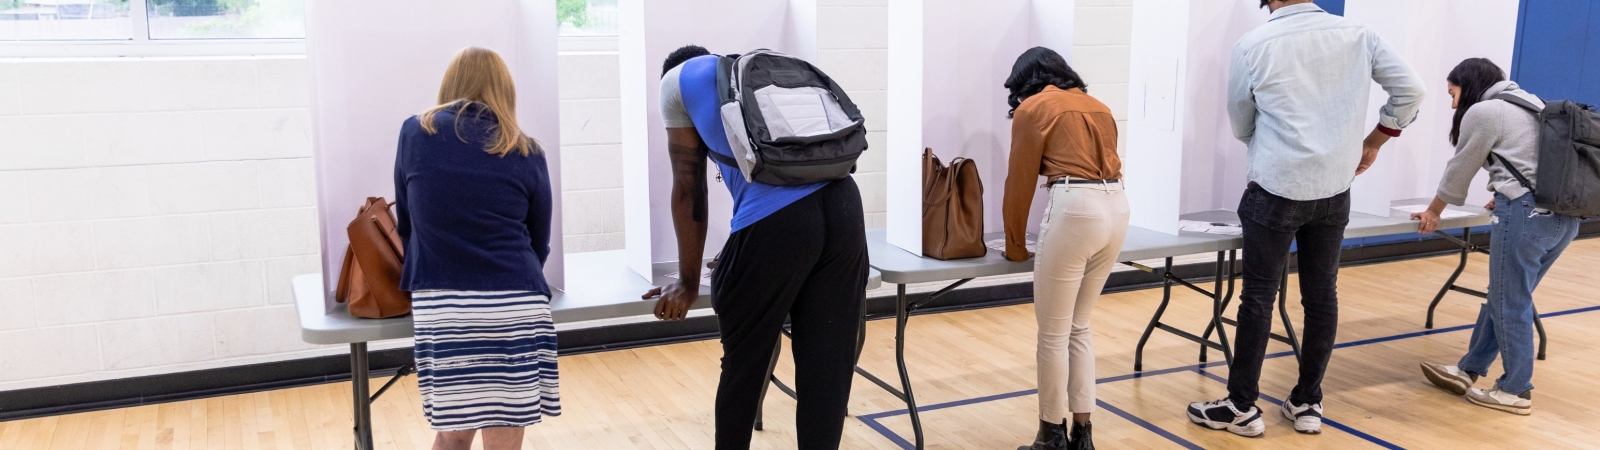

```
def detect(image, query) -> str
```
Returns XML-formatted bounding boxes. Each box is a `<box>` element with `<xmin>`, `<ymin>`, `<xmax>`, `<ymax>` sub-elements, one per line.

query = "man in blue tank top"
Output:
<box><xmin>645</xmin><ymin>45</ymin><xmax>869</xmax><ymax>450</ymax></box>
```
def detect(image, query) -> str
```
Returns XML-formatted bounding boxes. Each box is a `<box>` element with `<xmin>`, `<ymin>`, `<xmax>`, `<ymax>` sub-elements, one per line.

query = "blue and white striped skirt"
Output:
<box><xmin>412</xmin><ymin>290</ymin><xmax>562</xmax><ymax>431</ymax></box>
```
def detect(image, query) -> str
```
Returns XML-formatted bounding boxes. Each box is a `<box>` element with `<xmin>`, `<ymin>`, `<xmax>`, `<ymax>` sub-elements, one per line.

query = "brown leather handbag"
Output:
<box><xmin>922</xmin><ymin>148</ymin><xmax>986</xmax><ymax>260</ymax></box>
<box><xmin>335</xmin><ymin>197</ymin><xmax>411</xmax><ymax>319</ymax></box>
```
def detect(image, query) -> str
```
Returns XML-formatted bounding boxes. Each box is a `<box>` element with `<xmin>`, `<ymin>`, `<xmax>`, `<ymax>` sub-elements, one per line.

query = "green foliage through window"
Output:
<box><xmin>557</xmin><ymin>0</ymin><xmax>588</xmax><ymax>29</ymax></box>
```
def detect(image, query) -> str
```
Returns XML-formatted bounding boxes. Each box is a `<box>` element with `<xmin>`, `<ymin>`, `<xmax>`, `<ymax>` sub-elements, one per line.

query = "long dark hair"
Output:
<box><xmin>1004</xmin><ymin>47</ymin><xmax>1088</xmax><ymax>118</ymax></box>
<box><xmin>1447</xmin><ymin>58</ymin><xmax>1507</xmax><ymax>145</ymax></box>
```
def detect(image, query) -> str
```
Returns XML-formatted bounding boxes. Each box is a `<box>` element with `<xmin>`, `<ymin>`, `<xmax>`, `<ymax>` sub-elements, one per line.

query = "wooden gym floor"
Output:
<box><xmin>5</xmin><ymin>238</ymin><xmax>1600</xmax><ymax>449</ymax></box>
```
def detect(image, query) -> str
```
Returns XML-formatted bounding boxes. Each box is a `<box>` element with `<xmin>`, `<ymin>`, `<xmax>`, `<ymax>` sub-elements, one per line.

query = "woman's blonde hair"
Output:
<box><xmin>419</xmin><ymin>46</ymin><xmax>538</xmax><ymax>157</ymax></box>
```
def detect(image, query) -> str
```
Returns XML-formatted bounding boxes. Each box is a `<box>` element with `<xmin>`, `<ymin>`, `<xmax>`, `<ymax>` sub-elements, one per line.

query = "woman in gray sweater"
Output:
<box><xmin>1413</xmin><ymin>58</ymin><xmax>1581</xmax><ymax>416</ymax></box>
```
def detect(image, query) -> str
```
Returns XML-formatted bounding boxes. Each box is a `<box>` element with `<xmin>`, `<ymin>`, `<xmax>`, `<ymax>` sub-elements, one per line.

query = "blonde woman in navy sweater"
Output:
<box><xmin>394</xmin><ymin>47</ymin><xmax>557</xmax><ymax>450</ymax></box>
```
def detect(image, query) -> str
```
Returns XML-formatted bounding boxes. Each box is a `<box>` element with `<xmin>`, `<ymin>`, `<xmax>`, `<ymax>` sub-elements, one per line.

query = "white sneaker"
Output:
<box><xmin>1420</xmin><ymin>362</ymin><xmax>1476</xmax><ymax>396</ymax></box>
<box><xmin>1280</xmin><ymin>399</ymin><xmax>1323</xmax><ymax>434</ymax></box>
<box><xmin>1466</xmin><ymin>388</ymin><xmax>1533</xmax><ymax>415</ymax></box>
<box><xmin>1187</xmin><ymin>398</ymin><xmax>1265</xmax><ymax>437</ymax></box>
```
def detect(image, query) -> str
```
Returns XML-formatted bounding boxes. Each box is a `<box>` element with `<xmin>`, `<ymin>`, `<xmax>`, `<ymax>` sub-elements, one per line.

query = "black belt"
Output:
<box><xmin>1049</xmin><ymin>178</ymin><xmax>1120</xmax><ymax>186</ymax></box>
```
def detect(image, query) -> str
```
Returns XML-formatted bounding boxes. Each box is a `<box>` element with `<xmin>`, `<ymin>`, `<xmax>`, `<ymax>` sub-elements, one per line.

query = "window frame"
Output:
<box><xmin>0</xmin><ymin>0</ymin><xmax>306</xmax><ymax>58</ymax></box>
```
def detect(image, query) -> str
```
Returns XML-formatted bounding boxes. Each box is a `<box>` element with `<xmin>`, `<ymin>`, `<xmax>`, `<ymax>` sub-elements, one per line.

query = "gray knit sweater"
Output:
<box><xmin>1437</xmin><ymin>81</ymin><xmax>1543</xmax><ymax>206</ymax></box>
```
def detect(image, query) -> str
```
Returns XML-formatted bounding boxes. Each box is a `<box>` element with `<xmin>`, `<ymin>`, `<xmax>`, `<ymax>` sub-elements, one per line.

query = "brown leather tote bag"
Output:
<box><xmin>335</xmin><ymin>197</ymin><xmax>411</xmax><ymax>319</ymax></box>
<box><xmin>922</xmin><ymin>148</ymin><xmax>986</xmax><ymax>260</ymax></box>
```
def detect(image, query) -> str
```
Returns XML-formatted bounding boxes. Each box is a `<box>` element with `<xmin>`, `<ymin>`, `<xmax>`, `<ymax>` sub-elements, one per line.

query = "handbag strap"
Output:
<box><xmin>334</xmin><ymin>245</ymin><xmax>354</xmax><ymax>303</ymax></box>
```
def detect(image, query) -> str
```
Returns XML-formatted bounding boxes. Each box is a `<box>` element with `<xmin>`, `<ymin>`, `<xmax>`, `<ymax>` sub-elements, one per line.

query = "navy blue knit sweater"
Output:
<box><xmin>393</xmin><ymin>103</ymin><xmax>553</xmax><ymax>297</ymax></box>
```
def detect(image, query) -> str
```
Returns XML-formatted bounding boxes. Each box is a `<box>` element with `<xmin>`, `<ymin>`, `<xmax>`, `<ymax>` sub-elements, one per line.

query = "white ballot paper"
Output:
<box><xmin>986</xmin><ymin>238</ymin><xmax>1038</xmax><ymax>254</ymax></box>
<box><xmin>1178</xmin><ymin>220</ymin><xmax>1244</xmax><ymax>236</ymax></box>
<box><xmin>1392</xmin><ymin>204</ymin><xmax>1477</xmax><ymax>220</ymax></box>
<box><xmin>663</xmin><ymin>271</ymin><xmax>712</xmax><ymax>287</ymax></box>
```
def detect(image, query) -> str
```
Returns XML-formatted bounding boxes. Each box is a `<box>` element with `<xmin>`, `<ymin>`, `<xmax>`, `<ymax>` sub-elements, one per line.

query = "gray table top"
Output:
<box><xmin>295</xmin><ymin>250</ymin><xmax>881</xmax><ymax>345</ymax></box>
<box><xmin>868</xmin><ymin>198</ymin><xmax>1493</xmax><ymax>285</ymax></box>
<box><xmin>867</xmin><ymin>226</ymin><xmax>1241</xmax><ymax>285</ymax></box>
<box><xmin>1179</xmin><ymin>198</ymin><xmax>1492</xmax><ymax>240</ymax></box>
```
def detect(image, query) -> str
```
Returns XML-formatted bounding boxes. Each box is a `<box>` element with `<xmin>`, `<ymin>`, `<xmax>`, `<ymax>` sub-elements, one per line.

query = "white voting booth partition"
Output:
<box><xmin>307</xmin><ymin>0</ymin><xmax>563</xmax><ymax>309</ymax></box>
<box><xmin>618</xmin><ymin>0</ymin><xmax>818</xmax><ymax>279</ymax></box>
<box><xmin>885</xmin><ymin>0</ymin><xmax>1076</xmax><ymax>256</ymax></box>
<box><xmin>1126</xmin><ymin>0</ymin><xmax>1408</xmax><ymax>235</ymax></box>
<box><xmin>1345</xmin><ymin>0</ymin><xmax>1522</xmax><ymax>208</ymax></box>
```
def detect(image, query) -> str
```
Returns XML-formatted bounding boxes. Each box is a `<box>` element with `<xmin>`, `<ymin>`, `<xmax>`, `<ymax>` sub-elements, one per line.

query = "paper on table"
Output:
<box><xmin>663</xmin><ymin>271</ymin><xmax>712</xmax><ymax>287</ymax></box>
<box><xmin>1178</xmin><ymin>220</ymin><xmax>1243</xmax><ymax>236</ymax></box>
<box><xmin>986</xmin><ymin>238</ymin><xmax>1038</xmax><ymax>253</ymax></box>
<box><xmin>1392</xmin><ymin>204</ymin><xmax>1476</xmax><ymax>220</ymax></box>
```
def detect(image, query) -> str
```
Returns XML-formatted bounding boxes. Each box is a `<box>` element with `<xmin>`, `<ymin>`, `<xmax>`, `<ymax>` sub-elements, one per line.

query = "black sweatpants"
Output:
<box><xmin>710</xmin><ymin>177</ymin><xmax>869</xmax><ymax>450</ymax></box>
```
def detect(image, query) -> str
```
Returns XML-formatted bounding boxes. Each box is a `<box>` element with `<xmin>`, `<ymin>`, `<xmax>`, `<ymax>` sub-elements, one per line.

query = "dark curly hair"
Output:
<box><xmin>1004</xmin><ymin>47</ymin><xmax>1088</xmax><ymax>119</ymax></box>
<box><xmin>662</xmin><ymin>45</ymin><xmax>711</xmax><ymax>78</ymax></box>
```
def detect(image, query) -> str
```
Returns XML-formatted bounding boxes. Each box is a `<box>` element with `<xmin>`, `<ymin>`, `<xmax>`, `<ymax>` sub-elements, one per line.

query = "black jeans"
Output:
<box><xmin>1226</xmin><ymin>183</ymin><xmax>1349</xmax><ymax>412</ymax></box>
<box><xmin>710</xmin><ymin>178</ymin><xmax>869</xmax><ymax>450</ymax></box>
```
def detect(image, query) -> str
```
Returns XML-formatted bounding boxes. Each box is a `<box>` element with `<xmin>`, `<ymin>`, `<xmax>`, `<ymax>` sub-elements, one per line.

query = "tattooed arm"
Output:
<box><xmin>647</xmin><ymin>127</ymin><xmax>711</xmax><ymax>321</ymax></box>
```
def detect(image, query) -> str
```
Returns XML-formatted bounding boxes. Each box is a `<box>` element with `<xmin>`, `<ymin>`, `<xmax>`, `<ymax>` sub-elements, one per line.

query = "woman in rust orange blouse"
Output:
<box><xmin>1003</xmin><ymin>47</ymin><xmax>1127</xmax><ymax>450</ymax></box>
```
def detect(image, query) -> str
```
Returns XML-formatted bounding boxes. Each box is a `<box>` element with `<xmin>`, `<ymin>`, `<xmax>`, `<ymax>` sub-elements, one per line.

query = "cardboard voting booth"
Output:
<box><xmin>884</xmin><ymin>0</ymin><xmax>1077</xmax><ymax>256</ymax></box>
<box><xmin>618</xmin><ymin>0</ymin><xmax>818</xmax><ymax>279</ymax></box>
<box><xmin>307</xmin><ymin>0</ymin><xmax>564</xmax><ymax>308</ymax></box>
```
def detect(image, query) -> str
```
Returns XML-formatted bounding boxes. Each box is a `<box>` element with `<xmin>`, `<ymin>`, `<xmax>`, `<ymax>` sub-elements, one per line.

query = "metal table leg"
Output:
<box><xmin>347</xmin><ymin>342</ymin><xmax>416</xmax><ymax>450</ymax></box>
<box><xmin>1426</xmin><ymin>228</ymin><xmax>1474</xmax><ymax>329</ymax></box>
<box><xmin>1277</xmin><ymin>259</ymin><xmax>1302</xmax><ymax>362</ymax></box>
<box><xmin>1133</xmin><ymin>257</ymin><xmax>1177</xmax><ymax>372</ymax></box>
<box><xmin>754</xmin><ymin>338</ymin><xmax>783</xmax><ymax>431</ymax></box>
<box><xmin>852</xmin><ymin>279</ymin><xmax>970</xmax><ymax>450</ymax></box>
<box><xmin>1426</xmin><ymin>228</ymin><xmax>1547</xmax><ymax>360</ymax></box>
<box><xmin>893</xmin><ymin>284</ymin><xmax>923</xmax><ymax>449</ymax></box>
<box><xmin>350</xmin><ymin>343</ymin><xmax>373</xmax><ymax>450</ymax></box>
<box><xmin>1132</xmin><ymin>251</ymin><xmax>1243</xmax><ymax>371</ymax></box>
<box><xmin>1209</xmin><ymin>251</ymin><xmax>1234</xmax><ymax>365</ymax></box>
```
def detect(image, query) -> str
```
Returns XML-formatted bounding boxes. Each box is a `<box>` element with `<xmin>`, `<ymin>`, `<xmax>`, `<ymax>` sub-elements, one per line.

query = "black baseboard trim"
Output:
<box><xmin>4</xmin><ymin>227</ymin><xmax>1596</xmax><ymax>422</ymax></box>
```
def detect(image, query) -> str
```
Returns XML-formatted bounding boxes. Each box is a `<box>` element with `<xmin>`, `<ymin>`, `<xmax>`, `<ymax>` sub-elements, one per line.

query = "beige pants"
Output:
<box><xmin>1034</xmin><ymin>181</ymin><xmax>1129</xmax><ymax>421</ymax></box>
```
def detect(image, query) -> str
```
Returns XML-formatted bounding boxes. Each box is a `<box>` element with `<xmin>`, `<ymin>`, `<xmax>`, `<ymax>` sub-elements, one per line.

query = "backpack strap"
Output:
<box><xmin>707</xmin><ymin>149</ymin><xmax>740</xmax><ymax>169</ymax></box>
<box><xmin>1489</xmin><ymin>153</ymin><xmax>1537</xmax><ymax>194</ymax></box>
<box><xmin>1493</xmin><ymin>93</ymin><xmax>1542</xmax><ymax>115</ymax></box>
<box><xmin>1487</xmin><ymin>93</ymin><xmax>1541</xmax><ymax>194</ymax></box>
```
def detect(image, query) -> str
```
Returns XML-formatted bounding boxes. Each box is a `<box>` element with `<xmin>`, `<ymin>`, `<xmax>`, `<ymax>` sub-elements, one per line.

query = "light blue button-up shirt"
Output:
<box><xmin>1229</xmin><ymin>3</ymin><xmax>1425</xmax><ymax>201</ymax></box>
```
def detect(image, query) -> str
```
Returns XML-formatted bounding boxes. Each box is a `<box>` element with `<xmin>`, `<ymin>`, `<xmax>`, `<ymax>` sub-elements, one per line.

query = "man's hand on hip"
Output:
<box><xmin>1356</xmin><ymin>126</ymin><xmax>1395</xmax><ymax>176</ymax></box>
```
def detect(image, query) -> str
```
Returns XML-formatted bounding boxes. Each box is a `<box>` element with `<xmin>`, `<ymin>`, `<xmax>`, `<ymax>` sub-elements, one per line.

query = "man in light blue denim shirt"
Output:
<box><xmin>1187</xmin><ymin>0</ymin><xmax>1425</xmax><ymax>438</ymax></box>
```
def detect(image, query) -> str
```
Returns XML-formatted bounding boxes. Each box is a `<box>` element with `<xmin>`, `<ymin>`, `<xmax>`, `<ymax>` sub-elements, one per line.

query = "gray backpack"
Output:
<box><xmin>713</xmin><ymin>50</ymin><xmax>868</xmax><ymax>186</ymax></box>
<box><xmin>1491</xmin><ymin>93</ymin><xmax>1600</xmax><ymax>218</ymax></box>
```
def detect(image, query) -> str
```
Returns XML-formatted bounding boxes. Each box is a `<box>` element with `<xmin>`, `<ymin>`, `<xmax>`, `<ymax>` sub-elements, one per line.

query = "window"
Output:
<box><xmin>1</xmin><ymin>0</ymin><xmax>134</xmax><ymax>41</ymax></box>
<box><xmin>557</xmin><ymin>0</ymin><xmax>616</xmax><ymax>37</ymax></box>
<box><xmin>0</xmin><ymin>0</ymin><xmax>303</xmax><ymax>56</ymax></box>
<box><xmin>145</xmin><ymin>0</ymin><xmax>304</xmax><ymax>40</ymax></box>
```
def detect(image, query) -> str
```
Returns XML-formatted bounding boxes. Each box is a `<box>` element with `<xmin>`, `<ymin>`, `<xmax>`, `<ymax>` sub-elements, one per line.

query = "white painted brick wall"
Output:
<box><xmin>0</xmin><ymin>56</ymin><xmax>325</xmax><ymax>389</ymax></box>
<box><xmin>557</xmin><ymin>52</ymin><xmax>626</xmax><ymax>253</ymax></box>
<box><xmin>1074</xmin><ymin>0</ymin><xmax>1134</xmax><ymax>153</ymax></box>
<box><xmin>817</xmin><ymin>0</ymin><xmax>890</xmax><ymax>228</ymax></box>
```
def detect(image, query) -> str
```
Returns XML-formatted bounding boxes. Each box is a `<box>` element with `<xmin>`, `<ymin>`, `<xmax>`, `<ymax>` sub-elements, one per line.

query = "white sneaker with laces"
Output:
<box><xmin>1187</xmin><ymin>398</ymin><xmax>1265</xmax><ymax>437</ymax></box>
<box><xmin>1420</xmin><ymin>362</ymin><xmax>1476</xmax><ymax>396</ymax></box>
<box><xmin>1280</xmin><ymin>399</ymin><xmax>1323</xmax><ymax>434</ymax></box>
<box><xmin>1466</xmin><ymin>388</ymin><xmax>1532</xmax><ymax>415</ymax></box>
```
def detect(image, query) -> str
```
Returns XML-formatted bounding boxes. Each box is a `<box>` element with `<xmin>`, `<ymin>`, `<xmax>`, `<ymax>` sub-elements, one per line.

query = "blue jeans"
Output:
<box><xmin>1457</xmin><ymin>193</ymin><xmax>1580</xmax><ymax>395</ymax></box>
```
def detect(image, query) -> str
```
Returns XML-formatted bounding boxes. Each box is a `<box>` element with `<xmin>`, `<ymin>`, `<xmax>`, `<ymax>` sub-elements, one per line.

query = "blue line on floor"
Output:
<box><xmin>1194</xmin><ymin>368</ymin><xmax>1405</xmax><ymax>449</ymax></box>
<box><xmin>1098</xmin><ymin>399</ymin><xmax>1205</xmax><ymax>450</ymax></box>
<box><xmin>853</xmin><ymin>302</ymin><xmax>1598</xmax><ymax>448</ymax></box>
<box><xmin>856</xmin><ymin>388</ymin><xmax>1039</xmax><ymax>421</ymax></box>
<box><xmin>856</xmin><ymin>414</ymin><xmax>915</xmax><ymax>450</ymax></box>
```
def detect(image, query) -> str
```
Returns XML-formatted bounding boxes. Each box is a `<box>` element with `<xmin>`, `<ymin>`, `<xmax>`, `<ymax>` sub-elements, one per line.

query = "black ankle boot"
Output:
<box><xmin>1067</xmin><ymin>421</ymin><xmax>1094</xmax><ymax>450</ymax></box>
<box><xmin>1018</xmin><ymin>420</ymin><xmax>1070</xmax><ymax>450</ymax></box>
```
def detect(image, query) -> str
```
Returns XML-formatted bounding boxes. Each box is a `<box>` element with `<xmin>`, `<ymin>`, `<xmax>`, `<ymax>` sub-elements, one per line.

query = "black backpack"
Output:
<box><xmin>712</xmin><ymin>50</ymin><xmax>868</xmax><ymax>186</ymax></box>
<box><xmin>1490</xmin><ymin>93</ymin><xmax>1600</xmax><ymax>218</ymax></box>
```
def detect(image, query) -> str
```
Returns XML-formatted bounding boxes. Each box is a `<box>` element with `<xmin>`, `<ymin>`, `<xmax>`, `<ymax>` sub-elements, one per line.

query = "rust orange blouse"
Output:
<box><xmin>1003</xmin><ymin>86</ymin><xmax>1122</xmax><ymax>261</ymax></box>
